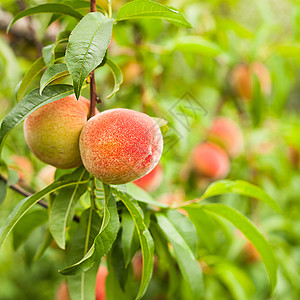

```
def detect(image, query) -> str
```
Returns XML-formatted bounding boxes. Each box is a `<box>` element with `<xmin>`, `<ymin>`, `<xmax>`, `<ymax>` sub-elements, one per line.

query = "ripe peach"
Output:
<box><xmin>230</xmin><ymin>62</ymin><xmax>271</xmax><ymax>100</ymax></box>
<box><xmin>133</xmin><ymin>163</ymin><xmax>163</xmax><ymax>192</ymax></box>
<box><xmin>95</xmin><ymin>265</ymin><xmax>108</xmax><ymax>300</ymax></box>
<box><xmin>208</xmin><ymin>117</ymin><xmax>244</xmax><ymax>157</ymax></box>
<box><xmin>192</xmin><ymin>142</ymin><xmax>230</xmax><ymax>179</ymax></box>
<box><xmin>56</xmin><ymin>282</ymin><xmax>70</xmax><ymax>300</ymax></box>
<box><xmin>79</xmin><ymin>109</ymin><xmax>163</xmax><ymax>184</ymax></box>
<box><xmin>24</xmin><ymin>94</ymin><xmax>95</xmax><ymax>169</ymax></box>
<box><xmin>236</xmin><ymin>230</ymin><xmax>260</xmax><ymax>263</ymax></box>
<box><xmin>37</xmin><ymin>165</ymin><xmax>56</xmax><ymax>187</ymax></box>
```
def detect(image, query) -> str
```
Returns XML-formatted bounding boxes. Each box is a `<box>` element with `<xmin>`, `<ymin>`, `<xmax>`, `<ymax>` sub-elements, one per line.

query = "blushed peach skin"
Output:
<box><xmin>79</xmin><ymin>109</ymin><xmax>163</xmax><ymax>184</ymax></box>
<box><xmin>9</xmin><ymin>155</ymin><xmax>33</xmax><ymax>186</ymax></box>
<box><xmin>133</xmin><ymin>163</ymin><xmax>163</xmax><ymax>192</ymax></box>
<box><xmin>96</xmin><ymin>265</ymin><xmax>108</xmax><ymax>300</ymax></box>
<box><xmin>231</xmin><ymin>62</ymin><xmax>271</xmax><ymax>100</ymax></box>
<box><xmin>192</xmin><ymin>142</ymin><xmax>230</xmax><ymax>179</ymax></box>
<box><xmin>24</xmin><ymin>94</ymin><xmax>97</xmax><ymax>169</ymax></box>
<box><xmin>56</xmin><ymin>282</ymin><xmax>70</xmax><ymax>300</ymax></box>
<box><xmin>209</xmin><ymin>117</ymin><xmax>244</xmax><ymax>157</ymax></box>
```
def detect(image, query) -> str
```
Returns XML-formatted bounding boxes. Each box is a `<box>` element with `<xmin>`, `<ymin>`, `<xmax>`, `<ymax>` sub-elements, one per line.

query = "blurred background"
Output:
<box><xmin>0</xmin><ymin>0</ymin><xmax>300</xmax><ymax>299</ymax></box>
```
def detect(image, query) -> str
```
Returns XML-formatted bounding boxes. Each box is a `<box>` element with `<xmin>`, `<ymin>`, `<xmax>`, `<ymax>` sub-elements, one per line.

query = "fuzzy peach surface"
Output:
<box><xmin>79</xmin><ymin>108</ymin><xmax>163</xmax><ymax>184</ymax></box>
<box><xmin>24</xmin><ymin>94</ymin><xmax>92</xmax><ymax>169</ymax></box>
<box><xmin>96</xmin><ymin>266</ymin><xmax>108</xmax><ymax>300</ymax></box>
<box><xmin>193</xmin><ymin>142</ymin><xmax>230</xmax><ymax>179</ymax></box>
<box><xmin>209</xmin><ymin>117</ymin><xmax>244</xmax><ymax>157</ymax></box>
<box><xmin>133</xmin><ymin>162</ymin><xmax>163</xmax><ymax>192</ymax></box>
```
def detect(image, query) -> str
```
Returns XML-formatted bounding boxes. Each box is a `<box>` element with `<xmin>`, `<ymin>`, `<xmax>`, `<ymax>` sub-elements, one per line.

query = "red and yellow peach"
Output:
<box><xmin>208</xmin><ymin>117</ymin><xmax>244</xmax><ymax>157</ymax></box>
<box><xmin>24</xmin><ymin>94</ymin><xmax>95</xmax><ymax>169</ymax></box>
<box><xmin>79</xmin><ymin>109</ymin><xmax>163</xmax><ymax>184</ymax></box>
<box><xmin>133</xmin><ymin>163</ymin><xmax>163</xmax><ymax>192</ymax></box>
<box><xmin>192</xmin><ymin>142</ymin><xmax>230</xmax><ymax>179</ymax></box>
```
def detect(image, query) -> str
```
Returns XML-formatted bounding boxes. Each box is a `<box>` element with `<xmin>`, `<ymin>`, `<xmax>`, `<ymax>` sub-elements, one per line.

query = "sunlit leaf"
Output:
<box><xmin>65</xmin><ymin>12</ymin><xmax>113</xmax><ymax>99</ymax></box>
<box><xmin>116</xmin><ymin>0</ymin><xmax>192</xmax><ymax>28</ymax></box>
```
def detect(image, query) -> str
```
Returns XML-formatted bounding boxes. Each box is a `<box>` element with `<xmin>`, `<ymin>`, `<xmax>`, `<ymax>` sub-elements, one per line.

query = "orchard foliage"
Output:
<box><xmin>0</xmin><ymin>0</ymin><xmax>299</xmax><ymax>299</ymax></box>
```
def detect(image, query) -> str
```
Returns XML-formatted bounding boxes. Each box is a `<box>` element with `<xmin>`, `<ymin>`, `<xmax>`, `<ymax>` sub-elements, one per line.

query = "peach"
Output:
<box><xmin>133</xmin><ymin>163</ymin><xmax>163</xmax><ymax>192</ymax></box>
<box><xmin>95</xmin><ymin>265</ymin><xmax>108</xmax><ymax>300</ymax></box>
<box><xmin>24</xmin><ymin>94</ymin><xmax>95</xmax><ymax>169</ymax></box>
<box><xmin>192</xmin><ymin>142</ymin><xmax>230</xmax><ymax>179</ymax></box>
<box><xmin>230</xmin><ymin>62</ymin><xmax>271</xmax><ymax>100</ymax></box>
<box><xmin>56</xmin><ymin>282</ymin><xmax>70</xmax><ymax>300</ymax></box>
<box><xmin>208</xmin><ymin>117</ymin><xmax>244</xmax><ymax>157</ymax></box>
<box><xmin>37</xmin><ymin>165</ymin><xmax>56</xmax><ymax>186</ymax></box>
<box><xmin>79</xmin><ymin>109</ymin><xmax>163</xmax><ymax>184</ymax></box>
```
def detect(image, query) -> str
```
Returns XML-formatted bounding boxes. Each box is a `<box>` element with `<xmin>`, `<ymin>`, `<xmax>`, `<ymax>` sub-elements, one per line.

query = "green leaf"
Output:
<box><xmin>7</xmin><ymin>3</ymin><xmax>83</xmax><ymax>32</ymax></box>
<box><xmin>13</xmin><ymin>209</ymin><xmax>48</xmax><ymax>250</ymax></box>
<box><xmin>0</xmin><ymin>170</ymin><xmax>89</xmax><ymax>247</ymax></box>
<box><xmin>201</xmin><ymin>180</ymin><xmax>281</xmax><ymax>213</ymax></box>
<box><xmin>116</xmin><ymin>0</ymin><xmax>192</xmax><ymax>28</ymax></box>
<box><xmin>150</xmin><ymin>222</ymin><xmax>179</xmax><ymax>299</ymax></box>
<box><xmin>156</xmin><ymin>213</ymin><xmax>203</xmax><ymax>300</ymax></box>
<box><xmin>214</xmin><ymin>262</ymin><xmax>255</xmax><ymax>300</ymax></box>
<box><xmin>33</xmin><ymin>228</ymin><xmax>53</xmax><ymax>261</ymax></box>
<box><xmin>125</xmin><ymin>183</ymin><xmax>168</xmax><ymax>208</ymax></box>
<box><xmin>174</xmin><ymin>36</ymin><xmax>224</xmax><ymax>57</ymax></box>
<box><xmin>67</xmin><ymin>208</ymin><xmax>102</xmax><ymax>300</ymax></box>
<box><xmin>0</xmin><ymin>84</ymin><xmax>74</xmax><ymax>158</ymax></box>
<box><xmin>183</xmin><ymin>207</ymin><xmax>216</xmax><ymax>252</ymax></box>
<box><xmin>49</xmin><ymin>168</ymin><xmax>89</xmax><ymax>249</ymax></box>
<box><xmin>152</xmin><ymin>117</ymin><xmax>169</xmax><ymax>135</ymax></box>
<box><xmin>121</xmin><ymin>211</ymin><xmax>140</xmax><ymax>267</ymax></box>
<box><xmin>16</xmin><ymin>57</ymin><xmax>46</xmax><ymax>102</ymax></box>
<box><xmin>42</xmin><ymin>44</ymin><xmax>55</xmax><ymax>67</ymax></box>
<box><xmin>60</xmin><ymin>184</ymin><xmax>120</xmax><ymax>275</ymax></box>
<box><xmin>201</xmin><ymin>203</ymin><xmax>278</xmax><ymax>292</ymax></box>
<box><xmin>68</xmin><ymin>265</ymin><xmax>98</xmax><ymax>300</ymax></box>
<box><xmin>166</xmin><ymin>210</ymin><xmax>198</xmax><ymax>257</ymax></box>
<box><xmin>65</xmin><ymin>12</ymin><xmax>113</xmax><ymax>99</ymax></box>
<box><xmin>111</xmin><ymin>187</ymin><xmax>154</xmax><ymax>300</ymax></box>
<box><xmin>0</xmin><ymin>178</ymin><xmax>7</xmax><ymax>205</ymax></box>
<box><xmin>40</xmin><ymin>63</ymin><xmax>69</xmax><ymax>95</ymax></box>
<box><xmin>106</xmin><ymin>58</ymin><xmax>123</xmax><ymax>98</ymax></box>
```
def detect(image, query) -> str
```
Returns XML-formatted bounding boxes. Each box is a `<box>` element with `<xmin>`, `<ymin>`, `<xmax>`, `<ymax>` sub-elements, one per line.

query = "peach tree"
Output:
<box><xmin>0</xmin><ymin>0</ymin><xmax>280</xmax><ymax>299</ymax></box>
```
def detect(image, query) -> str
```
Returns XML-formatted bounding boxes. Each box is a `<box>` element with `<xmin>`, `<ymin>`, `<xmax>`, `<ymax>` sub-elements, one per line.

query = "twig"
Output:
<box><xmin>89</xmin><ymin>0</ymin><xmax>98</xmax><ymax>119</ymax></box>
<box><xmin>0</xmin><ymin>174</ymin><xmax>80</xmax><ymax>223</ymax></box>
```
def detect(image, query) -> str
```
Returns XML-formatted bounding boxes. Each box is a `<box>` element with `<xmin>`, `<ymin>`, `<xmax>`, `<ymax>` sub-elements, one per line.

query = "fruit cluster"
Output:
<box><xmin>23</xmin><ymin>95</ymin><xmax>163</xmax><ymax>185</ymax></box>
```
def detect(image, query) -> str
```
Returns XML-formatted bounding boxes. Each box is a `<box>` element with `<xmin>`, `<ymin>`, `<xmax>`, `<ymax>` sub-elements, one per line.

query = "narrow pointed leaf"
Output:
<box><xmin>111</xmin><ymin>187</ymin><xmax>154</xmax><ymax>300</ymax></box>
<box><xmin>17</xmin><ymin>57</ymin><xmax>46</xmax><ymax>101</ymax></box>
<box><xmin>0</xmin><ymin>170</ymin><xmax>89</xmax><ymax>247</ymax></box>
<box><xmin>0</xmin><ymin>84</ymin><xmax>73</xmax><ymax>157</ymax></box>
<box><xmin>42</xmin><ymin>44</ymin><xmax>55</xmax><ymax>67</ymax></box>
<box><xmin>7</xmin><ymin>3</ymin><xmax>83</xmax><ymax>32</ymax></box>
<box><xmin>156</xmin><ymin>213</ymin><xmax>203</xmax><ymax>300</ymax></box>
<box><xmin>67</xmin><ymin>208</ymin><xmax>102</xmax><ymax>300</ymax></box>
<box><xmin>65</xmin><ymin>12</ymin><xmax>113</xmax><ymax>98</ymax></box>
<box><xmin>201</xmin><ymin>203</ymin><xmax>278</xmax><ymax>292</ymax></box>
<box><xmin>106</xmin><ymin>58</ymin><xmax>123</xmax><ymax>98</ymax></box>
<box><xmin>49</xmin><ymin>168</ymin><xmax>89</xmax><ymax>249</ymax></box>
<box><xmin>116</xmin><ymin>0</ymin><xmax>192</xmax><ymax>28</ymax></box>
<box><xmin>40</xmin><ymin>64</ymin><xmax>69</xmax><ymax>95</ymax></box>
<box><xmin>201</xmin><ymin>180</ymin><xmax>281</xmax><ymax>212</ymax></box>
<box><xmin>0</xmin><ymin>179</ymin><xmax>7</xmax><ymax>205</ymax></box>
<box><xmin>60</xmin><ymin>184</ymin><xmax>120</xmax><ymax>275</ymax></box>
<box><xmin>121</xmin><ymin>211</ymin><xmax>139</xmax><ymax>267</ymax></box>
